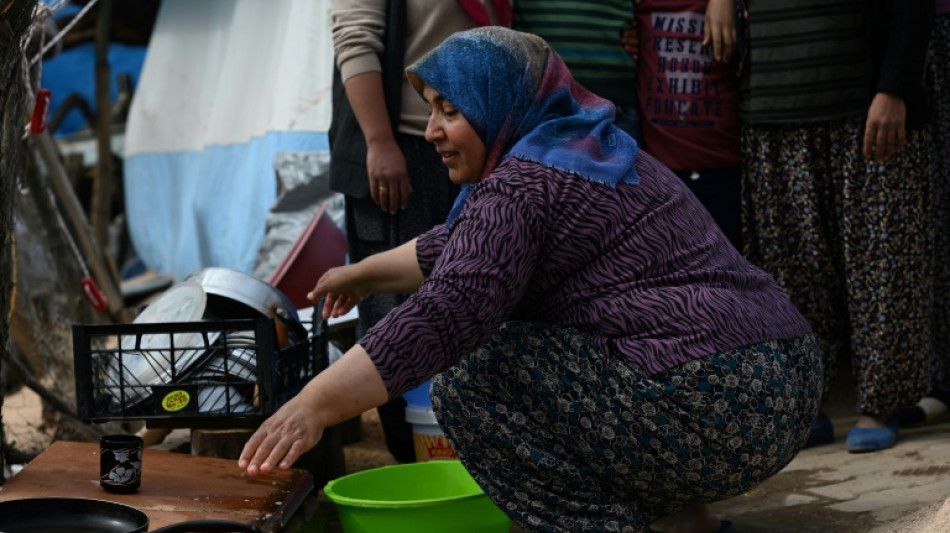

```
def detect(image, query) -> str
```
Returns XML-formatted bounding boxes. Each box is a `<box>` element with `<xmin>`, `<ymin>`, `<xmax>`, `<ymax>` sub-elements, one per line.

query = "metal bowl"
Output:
<box><xmin>184</xmin><ymin>347</ymin><xmax>258</xmax><ymax>382</ymax></box>
<box><xmin>185</xmin><ymin>267</ymin><xmax>307</xmax><ymax>342</ymax></box>
<box><xmin>197</xmin><ymin>385</ymin><xmax>254</xmax><ymax>413</ymax></box>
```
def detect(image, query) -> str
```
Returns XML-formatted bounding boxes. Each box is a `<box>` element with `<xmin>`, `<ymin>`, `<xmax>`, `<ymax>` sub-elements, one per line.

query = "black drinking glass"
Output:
<box><xmin>100</xmin><ymin>433</ymin><xmax>143</xmax><ymax>493</ymax></box>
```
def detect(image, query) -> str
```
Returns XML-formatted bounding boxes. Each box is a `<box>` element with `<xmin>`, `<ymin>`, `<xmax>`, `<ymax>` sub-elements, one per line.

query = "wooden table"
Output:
<box><xmin>0</xmin><ymin>441</ymin><xmax>315</xmax><ymax>532</ymax></box>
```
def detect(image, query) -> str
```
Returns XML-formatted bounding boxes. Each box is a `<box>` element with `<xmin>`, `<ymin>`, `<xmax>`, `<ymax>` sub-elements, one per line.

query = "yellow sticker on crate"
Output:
<box><xmin>162</xmin><ymin>390</ymin><xmax>191</xmax><ymax>412</ymax></box>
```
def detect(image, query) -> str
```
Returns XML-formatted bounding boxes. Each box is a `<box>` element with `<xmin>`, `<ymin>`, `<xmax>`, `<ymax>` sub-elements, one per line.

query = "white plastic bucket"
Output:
<box><xmin>405</xmin><ymin>405</ymin><xmax>456</xmax><ymax>462</ymax></box>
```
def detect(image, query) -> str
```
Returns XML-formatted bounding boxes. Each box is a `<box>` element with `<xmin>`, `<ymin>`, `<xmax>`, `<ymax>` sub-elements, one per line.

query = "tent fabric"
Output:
<box><xmin>252</xmin><ymin>151</ymin><xmax>345</xmax><ymax>282</ymax></box>
<box><xmin>124</xmin><ymin>0</ymin><xmax>334</xmax><ymax>280</ymax></box>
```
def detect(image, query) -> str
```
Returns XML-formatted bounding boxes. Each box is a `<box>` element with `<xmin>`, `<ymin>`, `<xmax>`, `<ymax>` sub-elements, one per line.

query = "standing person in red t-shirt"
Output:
<box><xmin>633</xmin><ymin>0</ymin><xmax>743</xmax><ymax>249</ymax></box>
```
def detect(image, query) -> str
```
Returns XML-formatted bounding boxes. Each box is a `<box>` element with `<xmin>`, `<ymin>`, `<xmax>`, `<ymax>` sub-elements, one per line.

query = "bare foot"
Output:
<box><xmin>853</xmin><ymin>413</ymin><xmax>890</xmax><ymax>430</ymax></box>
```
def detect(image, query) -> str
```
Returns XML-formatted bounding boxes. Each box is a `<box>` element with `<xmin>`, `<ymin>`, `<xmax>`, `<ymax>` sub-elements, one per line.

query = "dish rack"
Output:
<box><xmin>73</xmin><ymin>315</ymin><xmax>328</xmax><ymax>429</ymax></box>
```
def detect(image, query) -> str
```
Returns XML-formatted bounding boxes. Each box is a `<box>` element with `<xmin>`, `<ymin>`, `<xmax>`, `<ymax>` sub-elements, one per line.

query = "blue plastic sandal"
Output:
<box><xmin>846</xmin><ymin>416</ymin><xmax>899</xmax><ymax>453</ymax></box>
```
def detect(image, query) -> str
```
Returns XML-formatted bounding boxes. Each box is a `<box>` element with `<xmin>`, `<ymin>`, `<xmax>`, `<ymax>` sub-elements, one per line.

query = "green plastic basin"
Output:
<box><xmin>323</xmin><ymin>460</ymin><xmax>511</xmax><ymax>533</ymax></box>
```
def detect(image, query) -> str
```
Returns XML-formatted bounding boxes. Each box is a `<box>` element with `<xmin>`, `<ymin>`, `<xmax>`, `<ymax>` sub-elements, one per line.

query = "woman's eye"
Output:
<box><xmin>444</xmin><ymin>108</ymin><xmax>458</xmax><ymax>117</ymax></box>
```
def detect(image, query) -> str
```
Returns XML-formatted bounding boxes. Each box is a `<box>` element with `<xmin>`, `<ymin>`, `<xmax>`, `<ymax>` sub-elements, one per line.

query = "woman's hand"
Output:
<box><xmin>307</xmin><ymin>239</ymin><xmax>424</xmax><ymax>319</ymax></box>
<box><xmin>238</xmin><ymin>388</ymin><xmax>325</xmax><ymax>475</ymax></box>
<box><xmin>238</xmin><ymin>346</ymin><xmax>390</xmax><ymax>476</ymax></box>
<box><xmin>863</xmin><ymin>92</ymin><xmax>906</xmax><ymax>163</ymax></box>
<box><xmin>342</xmin><ymin>71</ymin><xmax>412</xmax><ymax>215</ymax></box>
<box><xmin>620</xmin><ymin>24</ymin><xmax>639</xmax><ymax>63</ymax></box>
<box><xmin>308</xmin><ymin>265</ymin><xmax>367</xmax><ymax>319</ymax></box>
<box><xmin>704</xmin><ymin>0</ymin><xmax>736</xmax><ymax>62</ymax></box>
<box><xmin>367</xmin><ymin>138</ymin><xmax>411</xmax><ymax>215</ymax></box>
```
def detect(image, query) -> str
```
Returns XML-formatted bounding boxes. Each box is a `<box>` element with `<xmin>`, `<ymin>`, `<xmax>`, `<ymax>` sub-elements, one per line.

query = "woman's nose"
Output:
<box><xmin>424</xmin><ymin>117</ymin><xmax>442</xmax><ymax>142</ymax></box>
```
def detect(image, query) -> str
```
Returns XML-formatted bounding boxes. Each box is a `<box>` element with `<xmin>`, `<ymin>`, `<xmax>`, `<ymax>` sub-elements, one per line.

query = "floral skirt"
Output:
<box><xmin>740</xmin><ymin>118</ymin><xmax>934</xmax><ymax>415</ymax></box>
<box><xmin>929</xmin><ymin>14</ymin><xmax>950</xmax><ymax>390</ymax></box>
<box><xmin>431</xmin><ymin>322</ymin><xmax>821</xmax><ymax>533</ymax></box>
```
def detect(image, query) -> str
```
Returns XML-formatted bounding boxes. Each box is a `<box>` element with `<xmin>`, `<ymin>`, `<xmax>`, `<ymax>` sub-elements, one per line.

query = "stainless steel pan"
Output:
<box><xmin>185</xmin><ymin>267</ymin><xmax>307</xmax><ymax>343</ymax></box>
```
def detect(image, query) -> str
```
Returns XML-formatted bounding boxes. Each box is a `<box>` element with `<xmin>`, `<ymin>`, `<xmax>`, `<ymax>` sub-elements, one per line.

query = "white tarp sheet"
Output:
<box><xmin>124</xmin><ymin>0</ymin><xmax>334</xmax><ymax>280</ymax></box>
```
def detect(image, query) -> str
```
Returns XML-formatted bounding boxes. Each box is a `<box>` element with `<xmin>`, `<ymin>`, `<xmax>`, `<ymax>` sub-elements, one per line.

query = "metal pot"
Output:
<box><xmin>0</xmin><ymin>497</ymin><xmax>262</xmax><ymax>533</ymax></box>
<box><xmin>185</xmin><ymin>267</ymin><xmax>307</xmax><ymax>343</ymax></box>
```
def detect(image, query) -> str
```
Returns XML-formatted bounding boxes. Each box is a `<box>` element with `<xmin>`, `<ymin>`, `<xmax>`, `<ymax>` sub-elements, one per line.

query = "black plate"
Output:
<box><xmin>0</xmin><ymin>498</ymin><xmax>148</xmax><ymax>533</ymax></box>
<box><xmin>0</xmin><ymin>498</ymin><xmax>263</xmax><ymax>533</ymax></box>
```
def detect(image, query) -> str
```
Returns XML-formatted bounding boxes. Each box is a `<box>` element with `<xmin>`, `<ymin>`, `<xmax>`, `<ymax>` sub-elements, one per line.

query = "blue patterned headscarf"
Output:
<box><xmin>406</xmin><ymin>26</ymin><xmax>640</xmax><ymax>226</ymax></box>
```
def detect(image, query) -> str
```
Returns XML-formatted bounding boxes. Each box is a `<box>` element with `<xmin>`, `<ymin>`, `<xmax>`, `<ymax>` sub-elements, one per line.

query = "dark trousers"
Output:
<box><xmin>344</xmin><ymin>133</ymin><xmax>458</xmax><ymax>463</ymax></box>
<box><xmin>675</xmin><ymin>167</ymin><xmax>742</xmax><ymax>251</ymax></box>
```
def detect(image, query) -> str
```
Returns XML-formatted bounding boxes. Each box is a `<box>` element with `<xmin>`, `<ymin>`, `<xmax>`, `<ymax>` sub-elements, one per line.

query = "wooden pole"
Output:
<box><xmin>92</xmin><ymin>0</ymin><xmax>116</xmax><ymax>273</ymax></box>
<box><xmin>33</xmin><ymin>131</ymin><xmax>125</xmax><ymax>317</ymax></box>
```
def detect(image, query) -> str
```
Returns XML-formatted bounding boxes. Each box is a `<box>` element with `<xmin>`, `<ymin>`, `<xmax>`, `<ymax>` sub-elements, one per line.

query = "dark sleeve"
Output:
<box><xmin>873</xmin><ymin>2</ymin><xmax>933</xmax><ymax>99</ymax></box>
<box><xmin>359</xmin><ymin>182</ymin><xmax>543</xmax><ymax>397</ymax></box>
<box><xmin>415</xmin><ymin>224</ymin><xmax>448</xmax><ymax>277</ymax></box>
<box><xmin>735</xmin><ymin>0</ymin><xmax>749</xmax><ymax>77</ymax></box>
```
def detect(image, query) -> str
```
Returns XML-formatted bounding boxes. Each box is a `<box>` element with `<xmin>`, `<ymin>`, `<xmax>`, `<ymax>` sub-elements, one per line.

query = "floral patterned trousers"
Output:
<box><xmin>741</xmin><ymin>118</ymin><xmax>934</xmax><ymax>416</ymax></box>
<box><xmin>432</xmin><ymin>322</ymin><xmax>821</xmax><ymax>533</ymax></box>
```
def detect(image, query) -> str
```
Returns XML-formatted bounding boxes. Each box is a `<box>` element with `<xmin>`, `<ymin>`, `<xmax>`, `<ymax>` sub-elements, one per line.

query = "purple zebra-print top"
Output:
<box><xmin>360</xmin><ymin>152</ymin><xmax>812</xmax><ymax>398</ymax></box>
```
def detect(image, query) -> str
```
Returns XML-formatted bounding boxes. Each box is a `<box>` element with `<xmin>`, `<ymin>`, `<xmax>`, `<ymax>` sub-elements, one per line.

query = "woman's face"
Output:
<box><xmin>422</xmin><ymin>83</ymin><xmax>486</xmax><ymax>185</ymax></box>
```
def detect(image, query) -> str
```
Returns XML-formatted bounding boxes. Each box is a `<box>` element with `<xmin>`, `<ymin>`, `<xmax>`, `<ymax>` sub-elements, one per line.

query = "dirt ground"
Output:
<box><xmin>337</xmin><ymin>409</ymin><xmax>399</xmax><ymax>474</ymax></box>
<box><xmin>323</xmin><ymin>409</ymin><xmax>950</xmax><ymax>533</ymax></box>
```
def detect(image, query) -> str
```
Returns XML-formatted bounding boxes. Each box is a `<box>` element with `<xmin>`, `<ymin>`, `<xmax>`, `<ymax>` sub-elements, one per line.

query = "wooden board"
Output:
<box><xmin>0</xmin><ymin>441</ymin><xmax>313</xmax><ymax>532</ymax></box>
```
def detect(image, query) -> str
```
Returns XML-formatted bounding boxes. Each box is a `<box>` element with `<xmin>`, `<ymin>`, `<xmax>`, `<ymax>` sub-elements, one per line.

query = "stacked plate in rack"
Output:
<box><xmin>102</xmin><ymin>267</ymin><xmax>307</xmax><ymax>414</ymax></box>
<box><xmin>105</xmin><ymin>281</ymin><xmax>219</xmax><ymax>408</ymax></box>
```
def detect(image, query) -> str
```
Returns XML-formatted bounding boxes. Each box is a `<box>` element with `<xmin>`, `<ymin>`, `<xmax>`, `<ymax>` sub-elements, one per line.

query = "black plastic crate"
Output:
<box><xmin>73</xmin><ymin>315</ymin><xmax>328</xmax><ymax>429</ymax></box>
